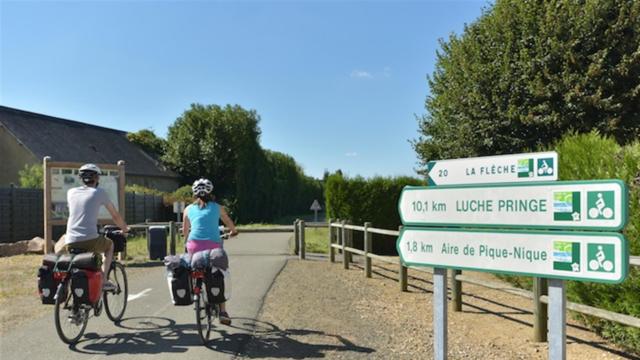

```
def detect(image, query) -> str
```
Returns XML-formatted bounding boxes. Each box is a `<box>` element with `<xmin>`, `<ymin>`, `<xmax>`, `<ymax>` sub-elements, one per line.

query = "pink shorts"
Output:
<box><xmin>186</xmin><ymin>239</ymin><xmax>222</xmax><ymax>256</ymax></box>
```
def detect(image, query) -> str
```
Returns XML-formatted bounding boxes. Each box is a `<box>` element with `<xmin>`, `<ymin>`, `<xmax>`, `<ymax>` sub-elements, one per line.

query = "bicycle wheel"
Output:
<box><xmin>54</xmin><ymin>279</ymin><xmax>89</xmax><ymax>344</ymax></box>
<box><xmin>195</xmin><ymin>291</ymin><xmax>212</xmax><ymax>344</ymax></box>
<box><xmin>104</xmin><ymin>262</ymin><xmax>128</xmax><ymax>322</ymax></box>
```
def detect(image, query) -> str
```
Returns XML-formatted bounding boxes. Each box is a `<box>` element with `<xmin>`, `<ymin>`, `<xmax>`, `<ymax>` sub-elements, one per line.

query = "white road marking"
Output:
<box><xmin>127</xmin><ymin>288</ymin><xmax>152</xmax><ymax>302</ymax></box>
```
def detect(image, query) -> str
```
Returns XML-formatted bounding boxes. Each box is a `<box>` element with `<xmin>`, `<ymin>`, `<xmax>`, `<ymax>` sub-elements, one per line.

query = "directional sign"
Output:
<box><xmin>427</xmin><ymin>151</ymin><xmax>558</xmax><ymax>186</ymax></box>
<box><xmin>397</xmin><ymin>227</ymin><xmax>628</xmax><ymax>283</ymax></box>
<box><xmin>398</xmin><ymin>180</ymin><xmax>627</xmax><ymax>231</ymax></box>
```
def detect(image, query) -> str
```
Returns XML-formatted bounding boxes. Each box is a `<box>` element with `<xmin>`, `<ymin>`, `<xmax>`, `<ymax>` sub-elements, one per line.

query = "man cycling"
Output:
<box><xmin>64</xmin><ymin>163</ymin><xmax>129</xmax><ymax>291</ymax></box>
<box><xmin>183</xmin><ymin>178</ymin><xmax>238</xmax><ymax>325</ymax></box>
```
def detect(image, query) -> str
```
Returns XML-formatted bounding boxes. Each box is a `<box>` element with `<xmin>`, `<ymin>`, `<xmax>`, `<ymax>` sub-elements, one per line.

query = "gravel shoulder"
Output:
<box><xmin>245</xmin><ymin>256</ymin><xmax>638</xmax><ymax>359</ymax></box>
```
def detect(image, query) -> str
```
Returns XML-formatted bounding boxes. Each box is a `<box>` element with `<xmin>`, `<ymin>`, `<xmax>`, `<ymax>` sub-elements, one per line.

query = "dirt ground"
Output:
<box><xmin>0</xmin><ymin>254</ymin><xmax>154</xmax><ymax>335</ymax></box>
<box><xmin>245</xmin><ymin>257</ymin><xmax>639</xmax><ymax>359</ymax></box>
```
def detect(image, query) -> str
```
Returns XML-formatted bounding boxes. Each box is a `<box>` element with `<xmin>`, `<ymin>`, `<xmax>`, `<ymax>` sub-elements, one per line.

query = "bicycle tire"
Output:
<box><xmin>195</xmin><ymin>291</ymin><xmax>212</xmax><ymax>344</ymax></box>
<box><xmin>104</xmin><ymin>262</ymin><xmax>128</xmax><ymax>322</ymax></box>
<box><xmin>54</xmin><ymin>279</ymin><xmax>88</xmax><ymax>344</ymax></box>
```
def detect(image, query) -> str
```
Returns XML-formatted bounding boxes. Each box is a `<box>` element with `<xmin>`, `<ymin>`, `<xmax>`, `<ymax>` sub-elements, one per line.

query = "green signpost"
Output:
<box><xmin>398</xmin><ymin>180</ymin><xmax>628</xmax><ymax>231</ymax></box>
<box><xmin>397</xmin><ymin>227</ymin><xmax>628</xmax><ymax>283</ymax></box>
<box><xmin>400</xmin><ymin>151</ymin><xmax>630</xmax><ymax>360</ymax></box>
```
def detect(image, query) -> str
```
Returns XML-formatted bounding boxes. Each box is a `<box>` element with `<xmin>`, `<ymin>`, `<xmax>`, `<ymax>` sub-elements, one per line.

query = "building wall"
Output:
<box><xmin>127</xmin><ymin>174</ymin><xmax>181</xmax><ymax>192</ymax></box>
<box><xmin>0</xmin><ymin>126</ymin><xmax>39</xmax><ymax>186</ymax></box>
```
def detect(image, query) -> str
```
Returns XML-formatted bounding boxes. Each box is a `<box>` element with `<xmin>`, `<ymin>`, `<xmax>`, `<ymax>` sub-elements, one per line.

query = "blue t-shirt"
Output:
<box><xmin>186</xmin><ymin>201</ymin><xmax>221</xmax><ymax>242</ymax></box>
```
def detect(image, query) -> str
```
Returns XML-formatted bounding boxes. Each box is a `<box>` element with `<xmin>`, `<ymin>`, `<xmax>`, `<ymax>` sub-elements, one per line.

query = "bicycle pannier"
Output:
<box><xmin>205</xmin><ymin>268</ymin><xmax>230</xmax><ymax>304</ymax></box>
<box><xmin>38</xmin><ymin>266</ymin><xmax>57</xmax><ymax>304</ymax></box>
<box><xmin>167</xmin><ymin>266</ymin><xmax>192</xmax><ymax>306</ymax></box>
<box><xmin>71</xmin><ymin>252</ymin><xmax>101</xmax><ymax>271</ymax></box>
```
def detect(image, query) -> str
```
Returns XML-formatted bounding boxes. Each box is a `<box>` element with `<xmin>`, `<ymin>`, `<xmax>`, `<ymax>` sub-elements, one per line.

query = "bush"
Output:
<box><xmin>325</xmin><ymin>173</ymin><xmax>424</xmax><ymax>254</ymax></box>
<box><xmin>499</xmin><ymin>131</ymin><xmax>640</xmax><ymax>352</ymax></box>
<box><xmin>18</xmin><ymin>164</ymin><xmax>43</xmax><ymax>189</ymax></box>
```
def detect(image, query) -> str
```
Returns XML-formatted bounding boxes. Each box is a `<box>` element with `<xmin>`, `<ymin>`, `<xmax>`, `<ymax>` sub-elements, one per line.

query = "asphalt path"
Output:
<box><xmin>0</xmin><ymin>232</ymin><xmax>292</xmax><ymax>359</ymax></box>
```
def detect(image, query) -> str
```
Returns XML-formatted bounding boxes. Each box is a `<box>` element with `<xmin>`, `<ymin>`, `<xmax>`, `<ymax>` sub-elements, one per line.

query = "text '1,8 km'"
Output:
<box><xmin>398</xmin><ymin>180</ymin><xmax>628</xmax><ymax>231</ymax></box>
<box><xmin>397</xmin><ymin>227</ymin><xmax>628</xmax><ymax>283</ymax></box>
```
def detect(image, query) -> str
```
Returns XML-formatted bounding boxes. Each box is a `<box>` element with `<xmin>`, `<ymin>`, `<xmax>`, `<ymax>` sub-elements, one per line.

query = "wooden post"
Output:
<box><xmin>299</xmin><ymin>220</ymin><xmax>306</xmax><ymax>260</ymax></box>
<box><xmin>328</xmin><ymin>218</ymin><xmax>335</xmax><ymax>263</ymax></box>
<box><xmin>533</xmin><ymin>277</ymin><xmax>548</xmax><ymax>342</ymax></box>
<box><xmin>9</xmin><ymin>183</ymin><xmax>16</xmax><ymax>244</ymax></box>
<box><xmin>169</xmin><ymin>221</ymin><xmax>176</xmax><ymax>255</ymax></box>
<box><xmin>341</xmin><ymin>220</ymin><xmax>348</xmax><ymax>270</ymax></box>
<box><xmin>364</xmin><ymin>222</ymin><xmax>372</xmax><ymax>278</ymax></box>
<box><xmin>43</xmin><ymin>156</ymin><xmax>52</xmax><ymax>254</ymax></box>
<box><xmin>399</xmin><ymin>225</ymin><xmax>407</xmax><ymax>292</ymax></box>
<box><xmin>450</xmin><ymin>269</ymin><xmax>462</xmax><ymax>312</ymax></box>
<box><xmin>293</xmin><ymin>219</ymin><xmax>299</xmax><ymax>255</ymax></box>
<box><xmin>346</xmin><ymin>220</ymin><xmax>353</xmax><ymax>263</ymax></box>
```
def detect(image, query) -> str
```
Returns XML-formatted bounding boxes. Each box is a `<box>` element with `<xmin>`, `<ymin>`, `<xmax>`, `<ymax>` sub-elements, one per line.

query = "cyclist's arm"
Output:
<box><xmin>220</xmin><ymin>206</ymin><xmax>238</xmax><ymax>236</ymax></box>
<box><xmin>182</xmin><ymin>207</ymin><xmax>191</xmax><ymax>240</ymax></box>
<box><xmin>105</xmin><ymin>202</ymin><xmax>129</xmax><ymax>232</ymax></box>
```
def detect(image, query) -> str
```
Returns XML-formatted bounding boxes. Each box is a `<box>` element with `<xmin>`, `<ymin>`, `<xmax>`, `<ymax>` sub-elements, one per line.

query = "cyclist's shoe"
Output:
<box><xmin>219</xmin><ymin>311</ymin><xmax>231</xmax><ymax>326</ymax></box>
<box><xmin>103</xmin><ymin>280</ymin><xmax>117</xmax><ymax>292</ymax></box>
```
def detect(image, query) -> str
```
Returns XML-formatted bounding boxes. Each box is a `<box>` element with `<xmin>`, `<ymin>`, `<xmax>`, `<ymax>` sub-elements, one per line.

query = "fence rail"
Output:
<box><xmin>298</xmin><ymin>219</ymin><xmax>640</xmax><ymax>343</ymax></box>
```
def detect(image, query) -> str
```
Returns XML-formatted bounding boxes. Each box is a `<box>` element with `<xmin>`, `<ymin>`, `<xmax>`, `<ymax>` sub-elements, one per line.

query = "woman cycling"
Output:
<box><xmin>182</xmin><ymin>178</ymin><xmax>238</xmax><ymax>325</ymax></box>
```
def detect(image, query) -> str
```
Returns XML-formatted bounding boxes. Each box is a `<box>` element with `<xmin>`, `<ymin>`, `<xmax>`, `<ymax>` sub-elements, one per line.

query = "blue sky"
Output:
<box><xmin>1</xmin><ymin>0</ymin><xmax>488</xmax><ymax>179</ymax></box>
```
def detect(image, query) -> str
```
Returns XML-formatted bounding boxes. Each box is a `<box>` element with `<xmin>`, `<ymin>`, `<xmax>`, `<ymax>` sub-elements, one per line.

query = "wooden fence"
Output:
<box><xmin>0</xmin><ymin>186</ymin><xmax>169</xmax><ymax>243</ymax></box>
<box><xmin>294</xmin><ymin>219</ymin><xmax>640</xmax><ymax>343</ymax></box>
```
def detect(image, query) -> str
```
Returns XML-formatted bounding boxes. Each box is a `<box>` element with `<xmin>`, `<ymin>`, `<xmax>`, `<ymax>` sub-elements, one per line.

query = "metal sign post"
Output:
<box><xmin>548</xmin><ymin>279</ymin><xmax>566</xmax><ymax>360</ymax></box>
<box><xmin>433</xmin><ymin>267</ymin><xmax>448</xmax><ymax>360</ymax></box>
<box><xmin>173</xmin><ymin>201</ymin><xmax>185</xmax><ymax>222</ymax></box>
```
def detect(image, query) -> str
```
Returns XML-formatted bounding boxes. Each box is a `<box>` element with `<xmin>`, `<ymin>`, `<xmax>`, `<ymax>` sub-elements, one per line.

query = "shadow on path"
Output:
<box><xmin>68</xmin><ymin>316</ymin><xmax>375</xmax><ymax>358</ymax></box>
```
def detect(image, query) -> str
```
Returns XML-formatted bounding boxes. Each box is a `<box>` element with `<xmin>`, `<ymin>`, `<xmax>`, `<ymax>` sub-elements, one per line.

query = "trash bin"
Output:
<box><xmin>148</xmin><ymin>226</ymin><xmax>167</xmax><ymax>260</ymax></box>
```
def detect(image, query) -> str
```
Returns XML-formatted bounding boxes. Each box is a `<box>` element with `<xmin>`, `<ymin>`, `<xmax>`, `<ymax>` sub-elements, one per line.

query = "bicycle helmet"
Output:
<box><xmin>79</xmin><ymin>163</ymin><xmax>101</xmax><ymax>184</ymax></box>
<box><xmin>192</xmin><ymin>178</ymin><xmax>214</xmax><ymax>197</ymax></box>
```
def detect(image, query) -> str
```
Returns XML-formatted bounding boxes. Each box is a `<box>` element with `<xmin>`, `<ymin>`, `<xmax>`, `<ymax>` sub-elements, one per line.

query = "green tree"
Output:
<box><xmin>163</xmin><ymin>103</ymin><xmax>262</xmax><ymax>201</ymax></box>
<box><xmin>127</xmin><ymin>129</ymin><xmax>167</xmax><ymax>159</ymax></box>
<box><xmin>18</xmin><ymin>163</ymin><xmax>43</xmax><ymax>188</ymax></box>
<box><xmin>414</xmin><ymin>0</ymin><xmax>640</xmax><ymax>167</ymax></box>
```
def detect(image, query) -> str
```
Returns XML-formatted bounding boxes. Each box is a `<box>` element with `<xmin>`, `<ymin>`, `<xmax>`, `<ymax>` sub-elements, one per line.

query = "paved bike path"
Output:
<box><xmin>0</xmin><ymin>232</ymin><xmax>292</xmax><ymax>359</ymax></box>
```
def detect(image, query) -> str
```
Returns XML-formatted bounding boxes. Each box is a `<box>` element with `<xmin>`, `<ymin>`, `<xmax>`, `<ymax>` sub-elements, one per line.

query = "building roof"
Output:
<box><xmin>0</xmin><ymin>106</ymin><xmax>179</xmax><ymax>179</ymax></box>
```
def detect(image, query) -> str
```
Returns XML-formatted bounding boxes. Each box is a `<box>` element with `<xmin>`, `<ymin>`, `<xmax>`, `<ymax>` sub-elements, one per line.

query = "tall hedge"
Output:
<box><xmin>556</xmin><ymin>132</ymin><xmax>640</xmax><ymax>351</ymax></box>
<box><xmin>499</xmin><ymin>132</ymin><xmax>640</xmax><ymax>352</ymax></box>
<box><xmin>325</xmin><ymin>173</ymin><xmax>424</xmax><ymax>254</ymax></box>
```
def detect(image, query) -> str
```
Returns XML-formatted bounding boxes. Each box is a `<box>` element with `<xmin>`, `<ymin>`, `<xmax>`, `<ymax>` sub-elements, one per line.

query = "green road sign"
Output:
<box><xmin>397</xmin><ymin>227</ymin><xmax>628</xmax><ymax>283</ymax></box>
<box><xmin>427</xmin><ymin>151</ymin><xmax>557</xmax><ymax>186</ymax></box>
<box><xmin>398</xmin><ymin>180</ymin><xmax>628</xmax><ymax>231</ymax></box>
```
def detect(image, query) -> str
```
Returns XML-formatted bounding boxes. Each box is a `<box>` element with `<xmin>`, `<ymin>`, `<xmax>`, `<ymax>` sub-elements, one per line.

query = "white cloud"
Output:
<box><xmin>350</xmin><ymin>70</ymin><xmax>373</xmax><ymax>79</ymax></box>
<box><xmin>382</xmin><ymin>66</ymin><xmax>392</xmax><ymax>77</ymax></box>
<box><xmin>345</xmin><ymin>152</ymin><xmax>358</xmax><ymax>157</ymax></box>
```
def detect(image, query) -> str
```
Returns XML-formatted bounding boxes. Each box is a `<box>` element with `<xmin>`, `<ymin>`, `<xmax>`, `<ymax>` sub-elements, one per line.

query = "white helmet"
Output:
<box><xmin>79</xmin><ymin>163</ymin><xmax>101</xmax><ymax>173</ymax></box>
<box><xmin>192</xmin><ymin>178</ymin><xmax>213</xmax><ymax>197</ymax></box>
<box><xmin>79</xmin><ymin>163</ymin><xmax>101</xmax><ymax>183</ymax></box>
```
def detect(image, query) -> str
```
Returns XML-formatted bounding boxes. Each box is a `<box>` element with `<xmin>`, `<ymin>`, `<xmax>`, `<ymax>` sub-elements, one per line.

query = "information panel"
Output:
<box><xmin>50</xmin><ymin>167</ymin><xmax>120</xmax><ymax>220</ymax></box>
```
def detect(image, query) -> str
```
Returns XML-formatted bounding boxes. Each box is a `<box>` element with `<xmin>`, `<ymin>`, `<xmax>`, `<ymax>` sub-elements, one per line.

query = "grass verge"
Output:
<box><xmin>304</xmin><ymin>227</ymin><xmax>329</xmax><ymax>254</ymax></box>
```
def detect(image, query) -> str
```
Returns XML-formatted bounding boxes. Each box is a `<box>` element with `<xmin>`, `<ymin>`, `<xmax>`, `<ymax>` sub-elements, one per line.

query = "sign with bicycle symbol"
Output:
<box><xmin>399</xmin><ymin>180</ymin><xmax>628</xmax><ymax>231</ymax></box>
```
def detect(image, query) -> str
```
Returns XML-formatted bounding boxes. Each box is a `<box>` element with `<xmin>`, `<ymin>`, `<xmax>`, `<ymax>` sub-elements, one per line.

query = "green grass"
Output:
<box><xmin>304</xmin><ymin>227</ymin><xmax>329</xmax><ymax>254</ymax></box>
<box><xmin>124</xmin><ymin>234</ymin><xmax>185</xmax><ymax>263</ymax></box>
